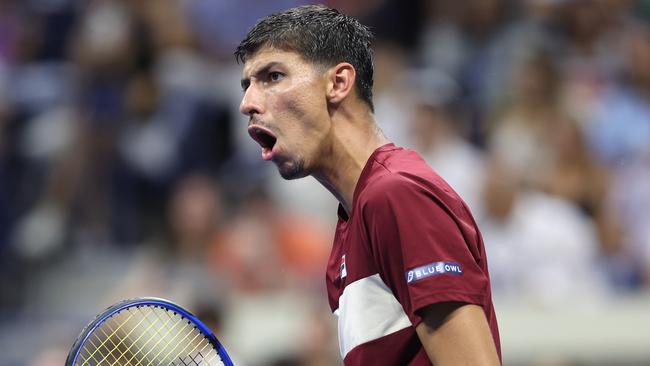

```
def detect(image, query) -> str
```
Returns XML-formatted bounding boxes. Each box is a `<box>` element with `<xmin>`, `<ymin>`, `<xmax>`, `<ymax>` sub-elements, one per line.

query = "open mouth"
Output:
<box><xmin>248</xmin><ymin>125</ymin><xmax>278</xmax><ymax>160</ymax></box>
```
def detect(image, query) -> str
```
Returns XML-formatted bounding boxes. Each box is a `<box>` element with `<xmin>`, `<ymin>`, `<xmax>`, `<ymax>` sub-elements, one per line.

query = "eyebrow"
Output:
<box><xmin>241</xmin><ymin>61</ymin><xmax>282</xmax><ymax>91</ymax></box>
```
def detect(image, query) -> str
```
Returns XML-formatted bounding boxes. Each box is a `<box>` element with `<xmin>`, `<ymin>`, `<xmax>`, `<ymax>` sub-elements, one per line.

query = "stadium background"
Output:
<box><xmin>0</xmin><ymin>0</ymin><xmax>649</xmax><ymax>365</ymax></box>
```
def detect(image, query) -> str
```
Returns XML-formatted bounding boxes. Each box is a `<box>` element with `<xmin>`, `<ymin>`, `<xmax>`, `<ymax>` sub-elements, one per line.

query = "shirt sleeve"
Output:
<box><xmin>360</xmin><ymin>173</ymin><xmax>490</xmax><ymax>326</ymax></box>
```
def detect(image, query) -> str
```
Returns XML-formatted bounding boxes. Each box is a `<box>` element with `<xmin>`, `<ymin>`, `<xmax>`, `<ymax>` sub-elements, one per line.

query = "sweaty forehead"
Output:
<box><xmin>242</xmin><ymin>47</ymin><xmax>313</xmax><ymax>77</ymax></box>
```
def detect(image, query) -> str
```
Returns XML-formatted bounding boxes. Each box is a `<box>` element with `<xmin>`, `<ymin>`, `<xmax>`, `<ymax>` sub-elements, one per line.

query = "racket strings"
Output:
<box><xmin>132</xmin><ymin>305</ymin><xmax>185</xmax><ymax>364</ymax></box>
<box><xmin>119</xmin><ymin>306</ymin><xmax>184</xmax><ymax>365</ymax></box>
<box><xmin>76</xmin><ymin>306</ymin><xmax>225</xmax><ymax>366</ymax></box>
<box><xmin>80</xmin><ymin>310</ymin><xmax>140</xmax><ymax>365</ymax></box>
<box><xmin>81</xmin><ymin>307</ymin><xmax>159</xmax><ymax>366</ymax></box>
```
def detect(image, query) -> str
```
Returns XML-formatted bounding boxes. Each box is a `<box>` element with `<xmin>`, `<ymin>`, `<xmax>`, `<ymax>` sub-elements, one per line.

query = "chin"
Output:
<box><xmin>278</xmin><ymin>159</ymin><xmax>307</xmax><ymax>180</ymax></box>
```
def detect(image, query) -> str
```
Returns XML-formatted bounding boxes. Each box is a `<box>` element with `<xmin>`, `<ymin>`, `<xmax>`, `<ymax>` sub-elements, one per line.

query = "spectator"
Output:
<box><xmin>407</xmin><ymin>68</ymin><xmax>486</xmax><ymax>214</ymax></box>
<box><xmin>479</xmin><ymin>159</ymin><xmax>608</xmax><ymax>305</ymax></box>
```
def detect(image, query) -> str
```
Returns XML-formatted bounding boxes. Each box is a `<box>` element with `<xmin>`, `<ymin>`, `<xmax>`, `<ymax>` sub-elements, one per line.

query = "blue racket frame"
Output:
<box><xmin>66</xmin><ymin>297</ymin><xmax>234</xmax><ymax>366</ymax></box>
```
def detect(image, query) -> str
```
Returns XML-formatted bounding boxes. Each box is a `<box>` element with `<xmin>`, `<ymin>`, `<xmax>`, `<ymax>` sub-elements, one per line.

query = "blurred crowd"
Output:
<box><xmin>0</xmin><ymin>0</ymin><xmax>649</xmax><ymax>365</ymax></box>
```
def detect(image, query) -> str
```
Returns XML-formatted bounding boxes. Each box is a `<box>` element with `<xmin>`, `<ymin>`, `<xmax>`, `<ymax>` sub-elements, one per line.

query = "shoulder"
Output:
<box><xmin>360</xmin><ymin>147</ymin><xmax>451</xmax><ymax>204</ymax></box>
<box><xmin>364</xmin><ymin>148</ymin><xmax>437</xmax><ymax>193</ymax></box>
<box><xmin>358</xmin><ymin>160</ymin><xmax>469</xmax><ymax>224</ymax></box>
<box><xmin>368</xmin><ymin>170</ymin><xmax>417</xmax><ymax>191</ymax></box>
<box><xmin>359</xmin><ymin>171</ymin><xmax>438</xmax><ymax>217</ymax></box>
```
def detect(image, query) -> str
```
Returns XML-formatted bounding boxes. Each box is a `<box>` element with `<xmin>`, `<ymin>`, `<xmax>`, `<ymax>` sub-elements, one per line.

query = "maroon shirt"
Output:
<box><xmin>326</xmin><ymin>144</ymin><xmax>501</xmax><ymax>365</ymax></box>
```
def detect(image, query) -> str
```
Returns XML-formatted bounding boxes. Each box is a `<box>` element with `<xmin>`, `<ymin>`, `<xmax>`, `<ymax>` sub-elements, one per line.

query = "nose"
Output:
<box><xmin>239</xmin><ymin>84</ymin><xmax>262</xmax><ymax>117</ymax></box>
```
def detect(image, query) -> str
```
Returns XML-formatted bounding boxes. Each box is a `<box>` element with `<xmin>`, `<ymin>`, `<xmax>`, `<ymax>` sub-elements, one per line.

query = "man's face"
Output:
<box><xmin>240</xmin><ymin>47</ymin><xmax>331</xmax><ymax>179</ymax></box>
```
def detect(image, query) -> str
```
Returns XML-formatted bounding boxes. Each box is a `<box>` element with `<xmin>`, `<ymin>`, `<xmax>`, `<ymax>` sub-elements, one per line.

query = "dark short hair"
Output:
<box><xmin>235</xmin><ymin>5</ymin><xmax>375</xmax><ymax>111</ymax></box>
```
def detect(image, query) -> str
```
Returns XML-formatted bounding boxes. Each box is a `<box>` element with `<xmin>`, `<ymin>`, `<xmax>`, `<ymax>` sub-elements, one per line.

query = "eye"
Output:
<box><xmin>241</xmin><ymin>79</ymin><xmax>250</xmax><ymax>92</ymax></box>
<box><xmin>269</xmin><ymin>71</ymin><xmax>284</xmax><ymax>82</ymax></box>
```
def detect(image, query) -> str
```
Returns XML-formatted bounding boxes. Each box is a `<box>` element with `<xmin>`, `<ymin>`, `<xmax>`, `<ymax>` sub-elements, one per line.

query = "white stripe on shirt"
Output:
<box><xmin>334</xmin><ymin>274</ymin><xmax>413</xmax><ymax>358</ymax></box>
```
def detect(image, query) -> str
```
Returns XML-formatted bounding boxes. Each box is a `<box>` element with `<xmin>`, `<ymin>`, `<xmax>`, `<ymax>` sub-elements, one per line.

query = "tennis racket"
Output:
<box><xmin>66</xmin><ymin>297</ymin><xmax>234</xmax><ymax>366</ymax></box>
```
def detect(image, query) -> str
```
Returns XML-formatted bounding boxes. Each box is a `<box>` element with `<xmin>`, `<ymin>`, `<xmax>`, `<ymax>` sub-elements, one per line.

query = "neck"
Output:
<box><xmin>312</xmin><ymin>105</ymin><xmax>390</xmax><ymax>216</ymax></box>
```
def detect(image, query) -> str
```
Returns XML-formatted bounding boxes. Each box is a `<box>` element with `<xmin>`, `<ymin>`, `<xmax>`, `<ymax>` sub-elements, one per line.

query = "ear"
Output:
<box><xmin>326</xmin><ymin>63</ymin><xmax>356</xmax><ymax>106</ymax></box>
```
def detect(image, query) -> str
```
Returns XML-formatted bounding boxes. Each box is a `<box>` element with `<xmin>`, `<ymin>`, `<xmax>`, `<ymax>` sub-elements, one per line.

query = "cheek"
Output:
<box><xmin>281</xmin><ymin>93</ymin><xmax>309</xmax><ymax>121</ymax></box>
<box><xmin>273</xmin><ymin>84</ymin><xmax>325</xmax><ymax>134</ymax></box>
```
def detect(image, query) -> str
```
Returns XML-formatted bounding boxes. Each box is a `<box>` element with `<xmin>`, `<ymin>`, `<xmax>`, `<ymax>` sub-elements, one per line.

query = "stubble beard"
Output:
<box><xmin>278</xmin><ymin>157</ymin><xmax>307</xmax><ymax>180</ymax></box>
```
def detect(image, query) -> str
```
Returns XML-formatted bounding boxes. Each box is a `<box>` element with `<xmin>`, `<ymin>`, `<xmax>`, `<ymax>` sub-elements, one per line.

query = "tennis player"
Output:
<box><xmin>235</xmin><ymin>5</ymin><xmax>501</xmax><ymax>365</ymax></box>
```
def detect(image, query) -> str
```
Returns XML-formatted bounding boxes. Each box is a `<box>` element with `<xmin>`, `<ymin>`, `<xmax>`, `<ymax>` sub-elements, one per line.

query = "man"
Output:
<box><xmin>235</xmin><ymin>5</ymin><xmax>501</xmax><ymax>365</ymax></box>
